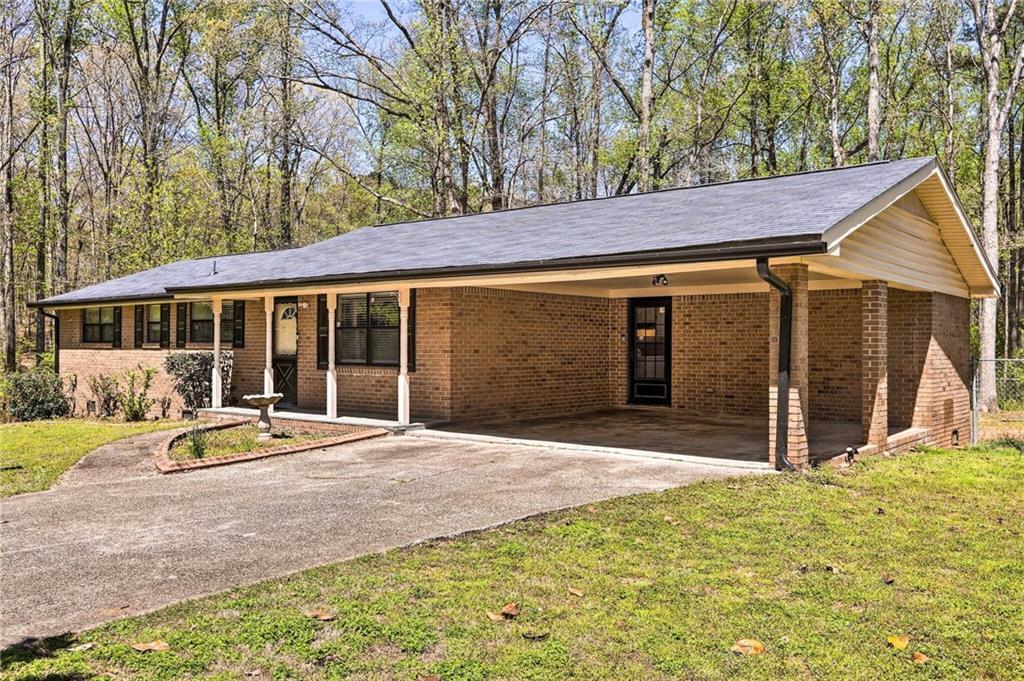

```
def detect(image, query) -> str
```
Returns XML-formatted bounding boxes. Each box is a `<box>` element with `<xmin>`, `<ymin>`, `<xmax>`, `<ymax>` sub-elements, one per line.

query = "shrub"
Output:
<box><xmin>120</xmin><ymin>365</ymin><xmax>157</xmax><ymax>421</ymax></box>
<box><xmin>163</xmin><ymin>351</ymin><xmax>233</xmax><ymax>413</ymax></box>
<box><xmin>185</xmin><ymin>425</ymin><xmax>207</xmax><ymax>459</ymax></box>
<box><xmin>87</xmin><ymin>373</ymin><xmax>122</xmax><ymax>417</ymax></box>
<box><xmin>4</xmin><ymin>367</ymin><xmax>71</xmax><ymax>421</ymax></box>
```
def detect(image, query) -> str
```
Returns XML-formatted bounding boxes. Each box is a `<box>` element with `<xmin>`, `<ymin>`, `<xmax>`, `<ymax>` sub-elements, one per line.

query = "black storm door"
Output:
<box><xmin>628</xmin><ymin>298</ymin><xmax>671</xmax><ymax>405</ymax></box>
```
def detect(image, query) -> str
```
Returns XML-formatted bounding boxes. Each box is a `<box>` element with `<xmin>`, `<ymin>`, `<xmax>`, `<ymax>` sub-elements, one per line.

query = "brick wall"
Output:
<box><xmin>58</xmin><ymin>302</ymin><xmax>263</xmax><ymax>418</ymax></box>
<box><xmin>925</xmin><ymin>293</ymin><xmax>972</xmax><ymax>447</ymax></box>
<box><xmin>887</xmin><ymin>289</ymin><xmax>931</xmax><ymax>429</ymax></box>
<box><xmin>673</xmin><ymin>292</ymin><xmax>769</xmax><ymax>417</ymax></box>
<box><xmin>449</xmin><ymin>287</ymin><xmax>612</xmax><ymax>422</ymax></box>
<box><xmin>808</xmin><ymin>289</ymin><xmax>861</xmax><ymax>422</ymax></box>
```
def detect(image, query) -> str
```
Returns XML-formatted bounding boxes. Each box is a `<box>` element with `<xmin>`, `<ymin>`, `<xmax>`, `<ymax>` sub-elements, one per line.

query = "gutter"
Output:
<box><xmin>756</xmin><ymin>257</ymin><xmax>796</xmax><ymax>472</ymax></box>
<box><xmin>38</xmin><ymin>308</ymin><xmax>60</xmax><ymax>374</ymax></box>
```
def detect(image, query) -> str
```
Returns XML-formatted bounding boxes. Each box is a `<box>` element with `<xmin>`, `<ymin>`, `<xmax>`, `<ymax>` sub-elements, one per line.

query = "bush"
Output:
<box><xmin>163</xmin><ymin>351</ymin><xmax>233</xmax><ymax>413</ymax></box>
<box><xmin>87</xmin><ymin>373</ymin><xmax>122</xmax><ymax>417</ymax></box>
<box><xmin>4</xmin><ymin>367</ymin><xmax>71</xmax><ymax>421</ymax></box>
<box><xmin>120</xmin><ymin>365</ymin><xmax>157</xmax><ymax>421</ymax></box>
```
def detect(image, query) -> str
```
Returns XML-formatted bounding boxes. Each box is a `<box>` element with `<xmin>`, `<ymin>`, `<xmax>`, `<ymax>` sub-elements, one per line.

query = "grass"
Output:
<box><xmin>0</xmin><ymin>419</ymin><xmax>184</xmax><ymax>497</ymax></box>
<box><xmin>168</xmin><ymin>425</ymin><xmax>325</xmax><ymax>461</ymax></box>
<box><xmin>2</xmin><ymin>445</ymin><xmax>1022</xmax><ymax>680</ymax></box>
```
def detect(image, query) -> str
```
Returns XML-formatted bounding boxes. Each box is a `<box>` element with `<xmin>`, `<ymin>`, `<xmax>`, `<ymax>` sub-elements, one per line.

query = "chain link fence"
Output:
<box><xmin>972</xmin><ymin>359</ymin><xmax>1024</xmax><ymax>442</ymax></box>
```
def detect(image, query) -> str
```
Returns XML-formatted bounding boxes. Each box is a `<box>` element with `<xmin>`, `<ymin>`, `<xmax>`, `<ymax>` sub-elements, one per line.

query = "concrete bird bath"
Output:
<box><xmin>243</xmin><ymin>393</ymin><xmax>284</xmax><ymax>441</ymax></box>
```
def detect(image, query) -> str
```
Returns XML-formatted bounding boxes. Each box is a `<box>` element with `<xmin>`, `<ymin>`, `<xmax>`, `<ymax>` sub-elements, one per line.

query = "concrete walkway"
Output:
<box><xmin>0</xmin><ymin>432</ymin><xmax>764</xmax><ymax>647</ymax></box>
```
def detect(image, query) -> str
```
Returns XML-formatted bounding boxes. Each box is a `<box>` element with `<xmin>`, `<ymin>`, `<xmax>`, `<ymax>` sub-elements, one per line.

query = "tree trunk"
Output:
<box><xmin>865</xmin><ymin>0</ymin><xmax>880</xmax><ymax>162</ymax></box>
<box><xmin>53</xmin><ymin>0</ymin><xmax>77</xmax><ymax>295</ymax></box>
<box><xmin>637</xmin><ymin>0</ymin><xmax>654</xmax><ymax>192</ymax></box>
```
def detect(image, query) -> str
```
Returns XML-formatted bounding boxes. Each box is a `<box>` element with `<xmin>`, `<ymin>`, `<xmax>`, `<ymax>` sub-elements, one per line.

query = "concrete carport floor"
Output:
<box><xmin>435</xmin><ymin>407</ymin><xmax>877</xmax><ymax>463</ymax></box>
<box><xmin>0</xmin><ymin>430</ymin><xmax>766</xmax><ymax>647</ymax></box>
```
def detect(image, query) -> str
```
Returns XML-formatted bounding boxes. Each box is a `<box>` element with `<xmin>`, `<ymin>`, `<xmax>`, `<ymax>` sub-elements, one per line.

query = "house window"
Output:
<box><xmin>336</xmin><ymin>291</ymin><xmax>413</xmax><ymax>367</ymax></box>
<box><xmin>189</xmin><ymin>300</ymin><xmax>238</xmax><ymax>344</ymax></box>
<box><xmin>146</xmin><ymin>304</ymin><xmax>162</xmax><ymax>343</ymax></box>
<box><xmin>190</xmin><ymin>302</ymin><xmax>213</xmax><ymax>342</ymax></box>
<box><xmin>83</xmin><ymin>307</ymin><xmax>115</xmax><ymax>343</ymax></box>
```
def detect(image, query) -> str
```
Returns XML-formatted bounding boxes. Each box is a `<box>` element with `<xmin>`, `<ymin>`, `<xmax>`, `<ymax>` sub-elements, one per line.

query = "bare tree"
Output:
<box><xmin>971</xmin><ymin>0</ymin><xmax>1024</xmax><ymax>410</ymax></box>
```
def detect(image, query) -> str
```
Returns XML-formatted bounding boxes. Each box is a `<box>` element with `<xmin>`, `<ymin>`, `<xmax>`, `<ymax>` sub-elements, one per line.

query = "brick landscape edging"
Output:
<box><xmin>154</xmin><ymin>420</ymin><xmax>388</xmax><ymax>473</ymax></box>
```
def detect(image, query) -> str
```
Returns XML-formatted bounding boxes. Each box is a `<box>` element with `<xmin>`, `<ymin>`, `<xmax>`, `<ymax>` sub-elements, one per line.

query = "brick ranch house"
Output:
<box><xmin>33</xmin><ymin>157</ymin><xmax>998</xmax><ymax>471</ymax></box>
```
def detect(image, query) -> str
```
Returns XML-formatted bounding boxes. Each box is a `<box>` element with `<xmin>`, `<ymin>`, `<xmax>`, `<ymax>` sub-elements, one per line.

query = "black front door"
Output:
<box><xmin>628</xmin><ymin>298</ymin><xmax>671</xmax><ymax>405</ymax></box>
<box><xmin>273</xmin><ymin>297</ymin><xmax>299</xmax><ymax>405</ymax></box>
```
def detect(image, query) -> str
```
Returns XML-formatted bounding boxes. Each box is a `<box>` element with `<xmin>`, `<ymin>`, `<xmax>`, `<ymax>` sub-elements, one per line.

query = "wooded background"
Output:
<box><xmin>3</xmin><ymin>0</ymin><xmax>1024</xmax><ymax>408</ymax></box>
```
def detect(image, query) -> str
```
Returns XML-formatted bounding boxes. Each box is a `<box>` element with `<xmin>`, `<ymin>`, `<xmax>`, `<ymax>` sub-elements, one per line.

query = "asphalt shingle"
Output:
<box><xmin>39</xmin><ymin>157</ymin><xmax>935</xmax><ymax>305</ymax></box>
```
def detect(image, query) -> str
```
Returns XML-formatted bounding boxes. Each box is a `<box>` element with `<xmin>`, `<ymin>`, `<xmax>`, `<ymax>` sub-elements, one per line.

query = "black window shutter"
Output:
<box><xmin>232</xmin><ymin>300</ymin><xmax>245</xmax><ymax>348</ymax></box>
<box><xmin>134</xmin><ymin>305</ymin><xmax>144</xmax><ymax>348</ymax></box>
<box><xmin>316</xmin><ymin>294</ymin><xmax>327</xmax><ymax>369</ymax></box>
<box><xmin>159</xmin><ymin>303</ymin><xmax>170</xmax><ymax>348</ymax></box>
<box><xmin>112</xmin><ymin>306</ymin><xmax>122</xmax><ymax>348</ymax></box>
<box><xmin>176</xmin><ymin>303</ymin><xmax>187</xmax><ymax>347</ymax></box>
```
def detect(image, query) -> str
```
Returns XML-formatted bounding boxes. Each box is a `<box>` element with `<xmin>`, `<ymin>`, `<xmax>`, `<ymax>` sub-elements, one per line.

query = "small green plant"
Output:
<box><xmin>87</xmin><ymin>373</ymin><xmax>122</xmax><ymax>417</ymax></box>
<box><xmin>185</xmin><ymin>425</ymin><xmax>207</xmax><ymax>459</ymax></box>
<box><xmin>3</xmin><ymin>367</ymin><xmax>71</xmax><ymax>421</ymax></box>
<box><xmin>120</xmin><ymin>366</ymin><xmax>157</xmax><ymax>422</ymax></box>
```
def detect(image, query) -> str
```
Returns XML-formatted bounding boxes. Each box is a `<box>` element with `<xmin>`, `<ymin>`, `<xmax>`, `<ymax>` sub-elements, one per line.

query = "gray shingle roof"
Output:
<box><xmin>39</xmin><ymin>157</ymin><xmax>937</xmax><ymax>306</ymax></box>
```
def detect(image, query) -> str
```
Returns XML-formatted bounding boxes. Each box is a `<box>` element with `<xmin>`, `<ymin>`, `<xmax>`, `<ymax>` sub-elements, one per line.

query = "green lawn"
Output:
<box><xmin>170</xmin><ymin>425</ymin><xmax>325</xmax><ymax>461</ymax></box>
<box><xmin>0</xmin><ymin>419</ymin><xmax>184</xmax><ymax>497</ymax></box>
<box><xmin>2</xmin><ymin>444</ymin><xmax>1022</xmax><ymax>680</ymax></box>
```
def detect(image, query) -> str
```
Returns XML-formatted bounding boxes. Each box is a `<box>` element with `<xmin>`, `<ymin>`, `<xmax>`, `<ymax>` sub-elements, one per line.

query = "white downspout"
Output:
<box><xmin>264</xmin><ymin>296</ymin><xmax>274</xmax><ymax>412</ymax></box>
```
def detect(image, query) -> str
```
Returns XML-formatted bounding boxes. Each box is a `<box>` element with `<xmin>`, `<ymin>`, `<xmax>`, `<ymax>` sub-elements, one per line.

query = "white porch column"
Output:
<box><xmin>326</xmin><ymin>295</ymin><xmax>337</xmax><ymax>418</ymax></box>
<box><xmin>211</xmin><ymin>298</ymin><xmax>223</xmax><ymax>408</ymax></box>
<box><xmin>264</xmin><ymin>296</ymin><xmax>274</xmax><ymax>411</ymax></box>
<box><xmin>397</xmin><ymin>288</ymin><xmax>410</xmax><ymax>425</ymax></box>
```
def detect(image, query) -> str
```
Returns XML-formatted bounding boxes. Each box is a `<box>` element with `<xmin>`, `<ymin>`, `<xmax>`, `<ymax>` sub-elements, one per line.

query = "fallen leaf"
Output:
<box><xmin>586</xmin><ymin>505</ymin><xmax>598</xmax><ymax>514</ymax></box>
<box><xmin>485</xmin><ymin>611</ymin><xmax>504</xmax><ymax>622</ymax></box>
<box><xmin>663</xmin><ymin>515</ymin><xmax>680</xmax><ymax>526</ymax></box>
<box><xmin>731</xmin><ymin>639</ymin><xmax>766</xmax><ymax>656</ymax></box>
<box><xmin>798</xmin><ymin>564</ymin><xmax>808</xmax><ymax>574</ymax></box>
<box><xmin>522</xmin><ymin>631</ymin><xmax>549</xmax><ymax>641</ymax></box>
<box><xmin>825</xmin><ymin>565</ymin><xmax>839</xmax><ymax>574</ymax></box>
<box><xmin>887</xmin><ymin>635</ymin><xmax>909</xmax><ymax>650</ymax></box>
<box><xmin>303</xmin><ymin>609</ymin><xmax>335</xmax><ymax>622</ymax></box>
<box><xmin>500</xmin><ymin>602</ymin><xmax>520</xmax><ymax>619</ymax></box>
<box><xmin>912</xmin><ymin>652</ymin><xmax>929</xmax><ymax>664</ymax></box>
<box><xmin>244</xmin><ymin>672</ymin><xmax>261</xmax><ymax>678</ymax></box>
<box><xmin>420</xmin><ymin>676</ymin><xmax>442</xmax><ymax>681</ymax></box>
<box><xmin>568</xmin><ymin>587</ymin><xmax>584</xmax><ymax>597</ymax></box>
<box><xmin>69</xmin><ymin>642</ymin><xmax>95</xmax><ymax>652</ymax></box>
<box><xmin>131</xmin><ymin>640</ymin><xmax>169</xmax><ymax>653</ymax></box>
<box><xmin>876</xmin><ymin>507</ymin><xmax>886</xmax><ymax>515</ymax></box>
<box><xmin>881</xmin><ymin>573</ymin><xmax>896</xmax><ymax>585</ymax></box>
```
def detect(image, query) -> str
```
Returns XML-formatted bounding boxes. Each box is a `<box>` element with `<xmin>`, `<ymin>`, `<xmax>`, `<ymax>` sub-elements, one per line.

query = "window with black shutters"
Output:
<box><xmin>146</xmin><ymin>304</ymin><xmax>162</xmax><ymax>343</ymax></box>
<box><xmin>336</xmin><ymin>291</ymin><xmax>414</xmax><ymax>367</ymax></box>
<box><xmin>83</xmin><ymin>307</ymin><xmax>115</xmax><ymax>343</ymax></box>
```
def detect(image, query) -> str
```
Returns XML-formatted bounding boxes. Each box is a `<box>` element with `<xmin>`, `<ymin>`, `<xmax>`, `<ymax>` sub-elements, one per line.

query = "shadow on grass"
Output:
<box><xmin>973</xmin><ymin>436</ymin><xmax>1024</xmax><ymax>453</ymax></box>
<box><xmin>0</xmin><ymin>632</ymin><xmax>89</xmax><ymax>679</ymax></box>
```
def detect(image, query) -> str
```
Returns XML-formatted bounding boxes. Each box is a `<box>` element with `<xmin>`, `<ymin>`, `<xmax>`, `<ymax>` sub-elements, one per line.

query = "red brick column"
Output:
<box><xmin>768</xmin><ymin>264</ymin><xmax>809</xmax><ymax>470</ymax></box>
<box><xmin>861</xmin><ymin>280</ymin><xmax>888</xmax><ymax>447</ymax></box>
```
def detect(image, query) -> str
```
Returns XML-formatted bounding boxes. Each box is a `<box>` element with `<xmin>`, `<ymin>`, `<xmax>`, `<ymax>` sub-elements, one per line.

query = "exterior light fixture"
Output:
<box><xmin>651</xmin><ymin>274</ymin><xmax>668</xmax><ymax>287</ymax></box>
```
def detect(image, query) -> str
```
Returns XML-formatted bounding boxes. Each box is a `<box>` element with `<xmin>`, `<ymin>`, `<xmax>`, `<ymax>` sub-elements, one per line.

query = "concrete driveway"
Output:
<box><xmin>1</xmin><ymin>431</ymin><xmax>763</xmax><ymax>646</ymax></box>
